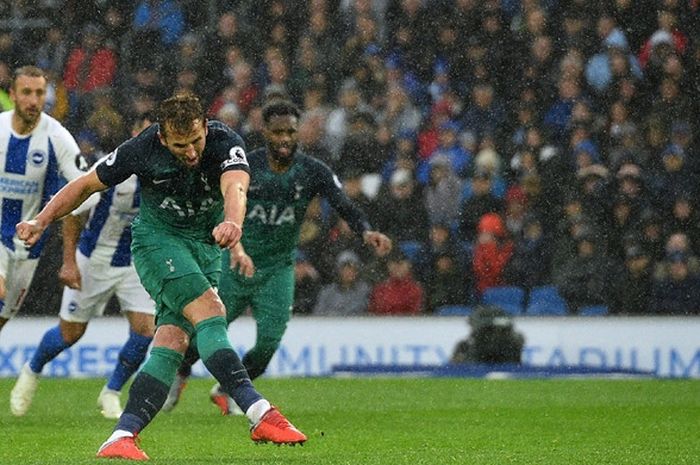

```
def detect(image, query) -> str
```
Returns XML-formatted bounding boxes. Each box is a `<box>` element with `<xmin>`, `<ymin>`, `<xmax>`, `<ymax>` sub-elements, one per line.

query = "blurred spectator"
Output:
<box><xmin>503</xmin><ymin>185</ymin><xmax>529</xmax><ymax>238</ymax></box>
<box><xmin>287</xmin><ymin>36</ymin><xmax>324</xmax><ymax>106</ymax></box>
<box><xmin>461</xmin><ymin>81</ymin><xmax>506</xmax><ymax>140</ymax></box>
<box><xmin>0</xmin><ymin>61</ymin><xmax>12</xmax><ymax>111</ymax></box>
<box><xmin>293</xmin><ymin>249</ymin><xmax>321</xmax><ymax>315</ymax></box>
<box><xmin>585</xmin><ymin>13</ymin><xmax>642</xmax><ymax>96</ymax></box>
<box><xmin>665</xmin><ymin>194</ymin><xmax>700</xmax><ymax>254</ymax></box>
<box><xmin>336</xmin><ymin>110</ymin><xmax>384</xmax><ymax>175</ymax></box>
<box><xmin>85</xmin><ymin>89</ymin><xmax>125</xmax><ymax>151</ymax></box>
<box><xmin>241</xmin><ymin>105</ymin><xmax>266</xmax><ymax>150</ymax></box>
<box><xmin>35</xmin><ymin>24</ymin><xmax>69</xmax><ymax>77</ymax></box>
<box><xmin>554</xmin><ymin>226</ymin><xmax>621</xmax><ymax>314</ymax></box>
<box><xmin>651</xmin><ymin>250</ymin><xmax>700</xmax><ymax>315</ymax></box>
<box><xmin>303</xmin><ymin>8</ymin><xmax>341</xmax><ymax>85</ymax></box>
<box><xmin>368</xmin><ymin>249</ymin><xmax>424</xmax><ymax>315</ymax></box>
<box><xmin>209</xmin><ymin>60</ymin><xmax>259</xmax><ymax>119</ymax></box>
<box><xmin>654</xmin><ymin>233</ymin><xmax>700</xmax><ymax>280</ymax></box>
<box><xmin>379</xmin><ymin>83</ymin><xmax>421</xmax><ymax>137</ymax></box>
<box><xmin>459</xmin><ymin>170</ymin><xmax>504</xmax><ymax>243</ymax></box>
<box><xmin>426</xmin><ymin>250</ymin><xmax>468</xmax><ymax>313</ymax></box>
<box><xmin>374</xmin><ymin>168</ymin><xmax>428</xmax><ymax>243</ymax></box>
<box><xmin>216</xmin><ymin>102</ymin><xmax>242</xmax><ymax>132</ymax></box>
<box><xmin>62</xmin><ymin>23</ymin><xmax>118</xmax><ymax>126</ymax></box>
<box><xmin>417</xmin><ymin>121</ymin><xmax>471</xmax><ymax>183</ymax></box>
<box><xmin>313</xmin><ymin>250</ymin><xmax>370</xmax><ymax>316</ymax></box>
<box><xmin>576</xmin><ymin>163</ymin><xmax>611</xmax><ymax>226</ymax></box>
<box><xmin>638</xmin><ymin>9</ymin><xmax>688</xmax><ymax>70</ymax></box>
<box><xmin>324</xmin><ymin>80</ymin><xmax>369</xmax><ymax>160</ymax></box>
<box><xmin>544</xmin><ymin>75</ymin><xmax>586</xmax><ymax>145</ymax></box>
<box><xmin>297</xmin><ymin>197</ymin><xmax>331</xmax><ymax>281</ymax></box>
<box><xmin>298</xmin><ymin>108</ymin><xmax>333</xmax><ymax>165</ymax></box>
<box><xmin>650</xmin><ymin>144</ymin><xmax>697</xmax><ymax>208</ymax></box>
<box><xmin>423</xmin><ymin>153</ymin><xmax>463</xmax><ymax>227</ymax></box>
<box><xmin>503</xmin><ymin>214</ymin><xmax>550</xmax><ymax>289</ymax></box>
<box><xmin>340</xmin><ymin>167</ymin><xmax>377</xmax><ymax>224</ymax></box>
<box><xmin>132</xmin><ymin>0</ymin><xmax>185</xmax><ymax>49</ymax></box>
<box><xmin>473</xmin><ymin>147</ymin><xmax>507</xmax><ymax>197</ymax></box>
<box><xmin>649</xmin><ymin>76</ymin><xmax>692</xmax><ymax>128</ymax></box>
<box><xmin>472</xmin><ymin>213</ymin><xmax>514</xmax><ymax>295</ymax></box>
<box><xmin>637</xmin><ymin>207</ymin><xmax>666</xmax><ymax>263</ymax></box>
<box><xmin>611</xmin><ymin>244</ymin><xmax>653</xmax><ymax>315</ymax></box>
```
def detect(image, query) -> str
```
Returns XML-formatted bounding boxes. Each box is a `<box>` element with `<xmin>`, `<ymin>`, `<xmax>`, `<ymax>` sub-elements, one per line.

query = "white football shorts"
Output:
<box><xmin>0</xmin><ymin>244</ymin><xmax>39</xmax><ymax>320</ymax></box>
<box><xmin>59</xmin><ymin>251</ymin><xmax>155</xmax><ymax>323</ymax></box>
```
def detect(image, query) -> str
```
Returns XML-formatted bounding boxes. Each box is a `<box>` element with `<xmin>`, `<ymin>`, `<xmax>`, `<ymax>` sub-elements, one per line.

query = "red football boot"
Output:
<box><xmin>250</xmin><ymin>407</ymin><xmax>307</xmax><ymax>445</ymax></box>
<box><xmin>96</xmin><ymin>435</ymin><xmax>149</xmax><ymax>461</ymax></box>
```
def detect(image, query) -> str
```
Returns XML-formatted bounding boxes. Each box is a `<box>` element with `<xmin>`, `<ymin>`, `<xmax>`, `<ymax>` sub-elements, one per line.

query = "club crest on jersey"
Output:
<box><xmin>29</xmin><ymin>150</ymin><xmax>45</xmax><ymax>166</ymax></box>
<box><xmin>221</xmin><ymin>146</ymin><xmax>248</xmax><ymax>169</ymax></box>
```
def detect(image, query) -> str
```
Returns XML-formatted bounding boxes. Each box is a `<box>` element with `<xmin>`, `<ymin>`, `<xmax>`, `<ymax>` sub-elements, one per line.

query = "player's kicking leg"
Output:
<box><xmin>161</xmin><ymin>343</ymin><xmax>198</xmax><ymax>412</ymax></box>
<box><xmin>97</xmin><ymin>288</ymin><xmax>305</xmax><ymax>460</ymax></box>
<box><xmin>163</xmin><ymin>342</ymin><xmax>243</xmax><ymax>415</ymax></box>
<box><xmin>97</xmin><ymin>311</ymin><xmax>154</xmax><ymax>419</ymax></box>
<box><xmin>11</xmin><ymin>320</ymin><xmax>85</xmax><ymax>416</ymax></box>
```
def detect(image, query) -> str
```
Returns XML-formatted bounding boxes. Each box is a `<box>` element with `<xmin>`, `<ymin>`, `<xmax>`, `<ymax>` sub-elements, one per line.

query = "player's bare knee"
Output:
<box><xmin>153</xmin><ymin>325</ymin><xmax>189</xmax><ymax>353</ymax></box>
<box><xmin>126</xmin><ymin>312</ymin><xmax>155</xmax><ymax>338</ymax></box>
<box><xmin>59</xmin><ymin>319</ymin><xmax>87</xmax><ymax>345</ymax></box>
<box><xmin>183</xmin><ymin>289</ymin><xmax>226</xmax><ymax>324</ymax></box>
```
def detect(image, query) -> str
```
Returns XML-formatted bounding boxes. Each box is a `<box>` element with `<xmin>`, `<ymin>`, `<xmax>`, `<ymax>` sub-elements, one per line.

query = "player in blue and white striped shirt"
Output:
<box><xmin>0</xmin><ymin>66</ymin><xmax>87</xmax><ymax>334</ymax></box>
<box><xmin>10</xmin><ymin>116</ymin><xmax>157</xmax><ymax>419</ymax></box>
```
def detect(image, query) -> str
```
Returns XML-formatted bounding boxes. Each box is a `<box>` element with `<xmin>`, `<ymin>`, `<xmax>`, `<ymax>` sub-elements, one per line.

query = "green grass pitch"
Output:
<box><xmin>1</xmin><ymin>377</ymin><xmax>698</xmax><ymax>464</ymax></box>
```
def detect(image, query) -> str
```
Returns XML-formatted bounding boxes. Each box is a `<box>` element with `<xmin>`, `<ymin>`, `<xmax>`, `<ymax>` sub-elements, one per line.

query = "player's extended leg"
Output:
<box><xmin>98</xmin><ymin>280</ymin><xmax>305</xmax><ymax>459</ymax></box>
<box><xmin>98</xmin><ymin>311</ymin><xmax>154</xmax><ymax>420</ymax></box>
<box><xmin>242</xmin><ymin>264</ymin><xmax>294</xmax><ymax>380</ymax></box>
<box><xmin>10</xmin><ymin>319</ymin><xmax>86</xmax><ymax>416</ymax></box>
<box><xmin>161</xmin><ymin>341</ymin><xmax>199</xmax><ymax>412</ymax></box>
<box><xmin>180</xmin><ymin>288</ymin><xmax>305</xmax><ymax>445</ymax></box>
<box><xmin>97</xmin><ymin>324</ymin><xmax>187</xmax><ymax>461</ymax></box>
<box><xmin>207</xmin><ymin>264</ymin><xmax>293</xmax><ymax>414</ymax></box>
<box><xmin>163</xmin><ymin>258</ymin><xmax>254</xmax><ymax>414</ymax></box>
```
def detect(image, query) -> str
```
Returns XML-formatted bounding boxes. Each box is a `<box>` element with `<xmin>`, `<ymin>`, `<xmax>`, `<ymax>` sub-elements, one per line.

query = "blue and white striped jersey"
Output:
<box><xmin>0</xmin><ymin>110</ymin><xmax>85</xmax><ymax>259</ymax></box>
<box><xmin>79</xmin><ymin>175</ymin><xmax>140</xmax><ymax>267</ymax></box>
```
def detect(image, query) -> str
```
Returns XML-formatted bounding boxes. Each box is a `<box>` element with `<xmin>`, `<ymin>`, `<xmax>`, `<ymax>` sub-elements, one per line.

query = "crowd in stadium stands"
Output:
<box><xmin>4</xmin><ymin>0</ymin><xmax>700</xmax><ymax>317</ymax></box>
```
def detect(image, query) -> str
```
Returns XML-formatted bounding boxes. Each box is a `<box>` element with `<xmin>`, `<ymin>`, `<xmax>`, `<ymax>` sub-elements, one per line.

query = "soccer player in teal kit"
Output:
<box><xmin>16</xmin><ymin>93</ymin><xmax>306</xmax><ymax>460</ymax></box>
<box><xmin>164</xmin><ymin>99</ymin><xmax>391</xmax><ymax>415</ymax></box>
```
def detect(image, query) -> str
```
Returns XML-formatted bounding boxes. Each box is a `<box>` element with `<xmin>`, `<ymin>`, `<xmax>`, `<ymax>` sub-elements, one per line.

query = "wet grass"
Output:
<box><xmin>0</xmin><ymin>377</ymin><xmax>698</xmax><ymax>464</ymax></box>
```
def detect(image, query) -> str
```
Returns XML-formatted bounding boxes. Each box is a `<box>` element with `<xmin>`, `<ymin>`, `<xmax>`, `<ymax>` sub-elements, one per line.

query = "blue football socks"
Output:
<box><xmin>29</xmin><ymin>326</ymin><xmax>71</xmax><ymax>374</ymax></box>
<box><xmin>107</xmin><ymin>331</ymin><xmax>153</xmax><ymax>391</ymax></box>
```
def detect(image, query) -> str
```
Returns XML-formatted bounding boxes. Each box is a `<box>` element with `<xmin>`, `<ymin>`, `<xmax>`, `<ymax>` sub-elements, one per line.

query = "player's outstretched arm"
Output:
<box><xmin>16</xmin><ymin>170</ymin><xmax>108</xmax><ymax>248</ymax></box>
<box><xmin>212</xmin><ymin>169</ymin><xmax>250</xmax><ymax>249</ymax></box>
<box><xmin>363</xmin><ymin>230</ymin><xmax>393</xmax><ymax>257</ymax></box>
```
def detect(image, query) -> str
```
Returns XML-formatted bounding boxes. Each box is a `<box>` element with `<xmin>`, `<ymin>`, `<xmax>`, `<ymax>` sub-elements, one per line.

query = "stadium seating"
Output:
<box><xmin>578</xmin><ymin>305</ymin><xmax>610</xmax><ymax>316</ymax></box>
<box><xmin>525</xmin><ymin>285</ymin><xmax>569</xmax><ymax>316</ymax></box>
<box><xmin>435</xmin><ymin>305</ymin><xmax>473</xmax><ymax>317</ymax></box>
<box><xmin>481</xmin><ymin>286</ymin><xmax>526</xmax><ymax>315</ymax></box>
